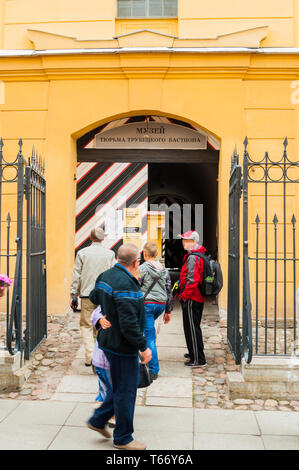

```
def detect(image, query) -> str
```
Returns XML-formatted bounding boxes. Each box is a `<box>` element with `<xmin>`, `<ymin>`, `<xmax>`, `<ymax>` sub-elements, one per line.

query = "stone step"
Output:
<box><xmin>0</xmin><ymin>350</ymin><xmax>31</xmax><ymax>393</ymax></box>
<box><xmin>227</xmin><ymin>371</ymin><xmax>299</xmax><ymax>401</ymax></box>
<box><xmin>242</xmin><ymin>357</ymin><xmax>299</xmax><ymax>383</ymax></box>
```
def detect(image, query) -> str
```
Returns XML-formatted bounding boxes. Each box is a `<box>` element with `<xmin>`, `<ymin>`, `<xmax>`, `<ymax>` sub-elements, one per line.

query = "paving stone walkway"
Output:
<box><xmin>0</xmin><ymin>399</ymin><xmax>298</xmax><ymax>450</ymax></box>
<box><xmin>1</xmin><ymin>300</ymin><xmax>299</xmax><ymax>449</ymax></box>
<box><xmin>1</xmin><ymin>301</ymin><xmax>299</xmax><ymax>411</ymax></box>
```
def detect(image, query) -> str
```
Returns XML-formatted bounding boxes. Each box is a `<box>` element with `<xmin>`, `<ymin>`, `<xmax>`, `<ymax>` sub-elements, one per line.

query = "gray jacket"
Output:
<box><xmin>70</xmin><ymin>242</ymin><xmax>115</xmax><ymax>298</ymax></box>
<box><xmin>139</xmin><ymin>261</ymin><xmax>174</xmax><ymax>313</ymax></box>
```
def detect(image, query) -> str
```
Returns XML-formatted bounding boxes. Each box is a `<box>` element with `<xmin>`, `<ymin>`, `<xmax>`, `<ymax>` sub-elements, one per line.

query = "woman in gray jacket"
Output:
<box><xmin>139</xmin><ymin>242</ymin><xmax>174</xmax><ymax>380</ymax></box>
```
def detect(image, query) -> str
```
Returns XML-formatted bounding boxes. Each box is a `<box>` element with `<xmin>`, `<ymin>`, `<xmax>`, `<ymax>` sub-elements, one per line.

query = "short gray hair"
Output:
<box><xmin>90</xmin><ymin>227</ymin><xmax>105</xmax><ymax>242</ymax></box>
<box><xmin>117</xmin><ymin>243</ymin><xmax>139</xmax><ymax>267</ymax></box>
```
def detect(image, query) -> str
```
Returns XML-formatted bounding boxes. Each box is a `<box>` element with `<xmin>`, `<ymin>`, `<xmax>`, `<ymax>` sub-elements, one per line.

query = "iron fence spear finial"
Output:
<box><xmin>283</xmin><ymin>136</ymin><xmax>288</xmax><ymax>150</ymax></box>
<box><xmin>244</xmin><ymin>136</ymin><xmax>248</xmax><ymax>152</ymax></box>
<box><xmin>230</xmin><ymin>146</ymin><xmax>239</xmax><ymax>173</ymax></box>
<box><xmin>291</xmin><ymin>214</ymin><xmax>296</xmax><ymax>226</ymax></box>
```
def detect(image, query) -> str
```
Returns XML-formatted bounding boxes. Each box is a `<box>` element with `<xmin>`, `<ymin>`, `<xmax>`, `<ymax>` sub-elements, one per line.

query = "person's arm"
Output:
<box><xmin>91</xmin><ymin>306</ymin><xmax>111</xmax><ymax>330</ymax></box>
<box><xmin>70</xmin><ymin>251</ymin><xmax>83</xmax><ymax>298</ymax></box>
<box><xmin>165</xmin><ymin>271</ymin><xmax>174</xmax><ymax>313</ymax></box>
<box><xmin>137</xmin><ymin>264</ymin><xmax>145</xmax><ymax>286</ymax></box>
<box><xmin>163</xmin><ymin>271</ymin><xmax>173</xmax><ymax>324</ymax></box>
<box><xmin>91</xmin><ymin>305</ymin><xmax>104</xmax><ymax>328</ymax></box>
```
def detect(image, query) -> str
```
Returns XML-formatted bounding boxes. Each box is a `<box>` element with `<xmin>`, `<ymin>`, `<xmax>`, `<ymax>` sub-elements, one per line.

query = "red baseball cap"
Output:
<box><xmin>178</xmin><ymin>230</ymin><xmax>199</xmax><ymax>242</ymax></box>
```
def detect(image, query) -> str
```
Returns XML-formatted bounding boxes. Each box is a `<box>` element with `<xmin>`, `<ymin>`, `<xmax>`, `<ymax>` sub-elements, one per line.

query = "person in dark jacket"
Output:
<box><xmin>87</xmin><ymin>243</ymin><xmax>152</xmax><ymax>451</ymax></box>
<box><xmin>178</xmin><ymin>230</ymin><xmax>207</xmax><ymax>368</ymax></box>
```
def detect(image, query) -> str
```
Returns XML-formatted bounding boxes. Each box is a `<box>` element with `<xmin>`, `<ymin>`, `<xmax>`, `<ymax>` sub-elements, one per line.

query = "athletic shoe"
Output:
<box><xmin>184</xmin><ymin>361</ymin><xmax>207</xmax><ymax>368</ymax></box>
<box><xmin>108</xmin><ymin>417</ymin><xmax>116</xmax><ymax>428</ymax></box>
<box><xmin>114</xmin><ymin>440</ymin><xmax>147</xmax><ymax>450</ymax></box>
<box><xmin>87</xmin><ymin>421</ymin><xmax>111</xmax><ymax>438</ymax></box>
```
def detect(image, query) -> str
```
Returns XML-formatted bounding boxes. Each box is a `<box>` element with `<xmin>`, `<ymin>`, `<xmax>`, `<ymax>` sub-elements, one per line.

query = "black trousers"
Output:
<box><xmin>181</xmin><ymin>299</ymin><xmax>206</xmax><ymax>365</ymax></box>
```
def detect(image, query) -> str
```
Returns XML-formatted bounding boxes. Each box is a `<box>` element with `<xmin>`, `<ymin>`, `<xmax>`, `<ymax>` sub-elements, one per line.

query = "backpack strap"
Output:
<box><xmin>143</xmin><ymin>276</ymin><xmax>161</xmax><ymax>299</ymax></box>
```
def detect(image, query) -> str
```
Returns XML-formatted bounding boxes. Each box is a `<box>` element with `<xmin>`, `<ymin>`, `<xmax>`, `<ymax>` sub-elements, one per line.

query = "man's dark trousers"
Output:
<box><xmin>181</xmin><ymin>299</ymin><xmax>206</xmax><ymax>365</ymax></box>
<box><xmin>88</xmin><ymin>351</ymin><xmax>139</xmax><ymax>445</ymax></box>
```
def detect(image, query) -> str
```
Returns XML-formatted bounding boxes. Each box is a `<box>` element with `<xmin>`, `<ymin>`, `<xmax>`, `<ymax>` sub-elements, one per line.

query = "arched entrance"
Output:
<box><xmin>75</xmin><ymin>114</ymin><xmax>220</xmax><ymax>268</ymax></box>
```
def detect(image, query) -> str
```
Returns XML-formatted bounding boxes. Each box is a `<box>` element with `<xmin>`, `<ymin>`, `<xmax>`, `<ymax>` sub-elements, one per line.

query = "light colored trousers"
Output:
<box><xmin>80</xmin><ymin>298</ymin><xmax>97</xmax><ymax>364</ymax></box>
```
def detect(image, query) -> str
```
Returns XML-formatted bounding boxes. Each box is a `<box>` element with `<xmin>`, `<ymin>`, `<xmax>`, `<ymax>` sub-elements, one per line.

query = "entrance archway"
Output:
<box><xmin>75</xmin><ymin>114</ymin><xmax>220</xmax><ymax>267</ymax></box>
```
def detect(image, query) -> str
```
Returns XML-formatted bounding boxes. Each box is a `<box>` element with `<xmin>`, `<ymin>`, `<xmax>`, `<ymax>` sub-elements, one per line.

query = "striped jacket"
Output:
<box><xmin>89</xmin><ymin>263</ymin><xmax>147</xmax><ymax>356</ymax></box>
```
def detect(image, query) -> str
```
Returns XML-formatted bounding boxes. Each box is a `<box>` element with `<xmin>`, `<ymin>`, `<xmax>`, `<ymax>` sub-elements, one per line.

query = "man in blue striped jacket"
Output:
<box><xmin>87</xmin><ymin>243</ymin><xmax>152</xmax><ymax>451</ymax></box>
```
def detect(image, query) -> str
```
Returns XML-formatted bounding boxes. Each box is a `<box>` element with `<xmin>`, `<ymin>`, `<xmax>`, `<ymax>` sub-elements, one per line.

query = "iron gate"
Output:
<box><xmin>0</xmin><ymin>140</ymin><xmax>47</xmax><ymax>361</ymax></box>
<box><xmin>245</xmin><ymin>138</ymin><xmax>298</xmax><ymax>358</ymax></box>
<box><xmin>227</xmin><ymin>150</ymin><xmax>242</xmax><ymax>364</ymax></box>
<box><xmin>24</xmin><ymin>154</ymin><xmax>47</xmax><ymax>360</ymax></box>
<box><xmin>227</xmin><ymin>137</ymin><xmax>298</xmax><ymax>364</ymax></box>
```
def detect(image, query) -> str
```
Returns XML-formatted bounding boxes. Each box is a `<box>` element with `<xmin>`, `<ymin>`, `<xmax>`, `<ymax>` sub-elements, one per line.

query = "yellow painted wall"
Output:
<box><xmin>115</xmin><ymin>18</ymin><xmax>178</xmax><ymax>37</ymax></box>
<box><xmin>0</xmin><ymin>1</ymin><xmax>298</xmax><ymax>317</ymax></box>
<box><xmin>1</xmin><ymin>0</ymin><xmax>299</xmax><ymax>48</ymax></box>
<box><xmin>179</xmin><ymin>0</ymin><xmax>295</xmax><ymax>46</ymax></box>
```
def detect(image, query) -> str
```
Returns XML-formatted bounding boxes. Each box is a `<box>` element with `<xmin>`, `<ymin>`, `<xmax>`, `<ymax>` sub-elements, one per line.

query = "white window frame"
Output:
<box><xmin>117</xmin><ymin>0</ymin><xmax>178</xmax><ymax>19</ymax></box>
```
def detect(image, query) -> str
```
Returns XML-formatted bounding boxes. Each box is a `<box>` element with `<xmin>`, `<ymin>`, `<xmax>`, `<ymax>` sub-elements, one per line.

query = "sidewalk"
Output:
<box><xmin>0</xmin><ymin>302</ymin><xmax>298</xmax><ymax>450</ymax></box>
<box><xmin>0</xmin><ymin>398</ymin><xmax>299</xmax><ymax>450</ymax></box>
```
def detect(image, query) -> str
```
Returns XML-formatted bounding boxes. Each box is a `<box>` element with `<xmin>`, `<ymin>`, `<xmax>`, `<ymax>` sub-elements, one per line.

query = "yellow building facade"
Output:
<box><xmin>0</xmin><ymin>0</ymin><xmax>298</xmax><ymax>320</ymax></box>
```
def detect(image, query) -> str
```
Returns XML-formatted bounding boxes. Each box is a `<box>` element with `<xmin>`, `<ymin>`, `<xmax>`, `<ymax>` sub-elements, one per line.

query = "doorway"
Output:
<box><xmin>148</xmin><ymin>162</ymin><xmax>218</xmax><ymax>269</ymax></box>
<box><xmin>76</xmin><ymin>115</ymin><xmax>220</xmax><ymax>266</ymax></box>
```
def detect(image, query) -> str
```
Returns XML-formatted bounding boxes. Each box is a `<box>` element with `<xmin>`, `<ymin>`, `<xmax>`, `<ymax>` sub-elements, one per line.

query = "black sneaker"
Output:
<box><xmin>184</xmin><ymin>353</ymin><xmax>190</xmax><ymax>359</ymax></box>
<box><xmin>184</xmin><ymin>361</ymin><xmax>207</xmax><ymax>368</ymax></box>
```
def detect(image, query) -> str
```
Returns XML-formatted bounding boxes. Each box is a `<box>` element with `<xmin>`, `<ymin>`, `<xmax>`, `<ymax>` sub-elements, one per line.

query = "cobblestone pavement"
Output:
<box><xmin>0</xmin><ymin>302</ymin><xmax>299</xmax><ymax>412</ymax></box>
<box><xmin>0</xmin><ymin>312</ymin><xmax>82</xmax><ymax>401</ymax></box>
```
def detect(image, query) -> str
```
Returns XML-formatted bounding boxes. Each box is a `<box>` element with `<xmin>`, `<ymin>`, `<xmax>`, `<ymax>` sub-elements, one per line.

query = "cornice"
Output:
<box><xmin>1</xmin><ymin>46</ymin><xmax>299</xmax><ymax>58</ymax></box>
<box><xmin>0</xmin><ymin>48</ymin><xmax>299</xmax><ymax>81</ymax></box>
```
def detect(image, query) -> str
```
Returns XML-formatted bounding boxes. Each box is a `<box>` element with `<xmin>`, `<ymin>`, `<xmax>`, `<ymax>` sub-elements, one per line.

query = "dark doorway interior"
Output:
<box><xmin>148</xmin><ymin>162</ymin><xmax>218</xmax><ymax>269</ymax></box>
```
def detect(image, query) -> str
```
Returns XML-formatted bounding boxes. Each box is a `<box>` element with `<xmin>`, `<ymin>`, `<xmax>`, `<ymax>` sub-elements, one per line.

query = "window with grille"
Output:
<box><xmin>117</xmin><ymin>0</ymin><xmax>178</xmax><ymax>18</ymax></box>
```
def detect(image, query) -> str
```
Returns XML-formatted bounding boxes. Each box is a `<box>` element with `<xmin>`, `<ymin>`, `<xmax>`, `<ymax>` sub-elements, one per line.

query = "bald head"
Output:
<box><xmin>117</xmin><ymin>243</ymin><xmax>139</xmax><ymax>268</ymax></box>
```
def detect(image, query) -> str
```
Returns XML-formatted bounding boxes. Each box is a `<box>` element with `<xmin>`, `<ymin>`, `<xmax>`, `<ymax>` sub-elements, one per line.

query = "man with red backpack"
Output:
<box><xmin>178</xmin><ymin>230</ymin><xmax>207</xmax><ymax>368</ymax></box>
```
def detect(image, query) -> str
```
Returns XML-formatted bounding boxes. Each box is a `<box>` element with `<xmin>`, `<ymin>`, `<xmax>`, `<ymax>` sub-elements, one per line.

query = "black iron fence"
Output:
<box><xmin>227</xmin><ymin>150</ymin><xmax>242</xmax><ymax>364</ymax></box>
<box><xmin>25</xmin><ymin>154</ymin><xmax>47</xmax><ymax>359</ymax></box>
<box><xmin>0</xmin><ymin>139</ymin><xmax>47</xmax><ymax>362</ymax></box>
<box><xmin>0</xmin><ymin>139</ymin><xmax>24</xmax><ymax>356</ymax></box>
<box><xmin>228</xmin><ymin>138</ymin><xmax>299</xmax><ymax>364</ymax></box>
<box><xmin>245</xmin><ymin>137</ymin><xmax>298</xmax><ymax>357</ymax></box>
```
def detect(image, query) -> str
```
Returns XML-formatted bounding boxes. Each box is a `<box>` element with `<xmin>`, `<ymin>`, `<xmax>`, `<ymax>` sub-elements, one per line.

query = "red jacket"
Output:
<box><xmin>179</xmin><ymin>245</ymin><xmax>206</xmax><ymax>303</ymax></box>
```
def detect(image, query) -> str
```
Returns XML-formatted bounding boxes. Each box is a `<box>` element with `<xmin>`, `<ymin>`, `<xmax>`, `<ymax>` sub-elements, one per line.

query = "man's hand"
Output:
<box><xmin>70</xmin><ymin>297</ymin><xmax>78</xmax><ymax>312</ymax></box>
<box><xmin>139</xmin><ymin>347</ymin><xmax>152</xmax><ymax>364</ymax></box>
<box><xmin>163</xmin><ymin>312</ymin><xmax>171</xmax><ymax>324</ymax></box>
<box><xmin>99</xmin><ymin>315</ymin><xmax>112</xmax><ymax>330</ymax></box>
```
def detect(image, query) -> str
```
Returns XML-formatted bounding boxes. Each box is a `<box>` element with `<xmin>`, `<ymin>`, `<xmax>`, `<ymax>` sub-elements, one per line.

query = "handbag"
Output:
<box><xmin>138</xmin><ymin>353</ymin><xmax>152</xmax><ymax>389</ymax></box>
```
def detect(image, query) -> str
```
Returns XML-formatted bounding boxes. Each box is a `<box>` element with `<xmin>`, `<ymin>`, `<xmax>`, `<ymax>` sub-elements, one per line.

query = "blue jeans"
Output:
<box><xmin>144</xmin><ymin>303</ymin><xmax>166</xmax><ymax>374</ymax></box>
<box><xmin>95</xmin><ymin>367</ymin><xmax>112</xmax><ymax>402</ymax></box>
<box><xmin>88</xmin><ymin>351</ymin><xmax>139</xmax><ymax>446</ymax></box>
